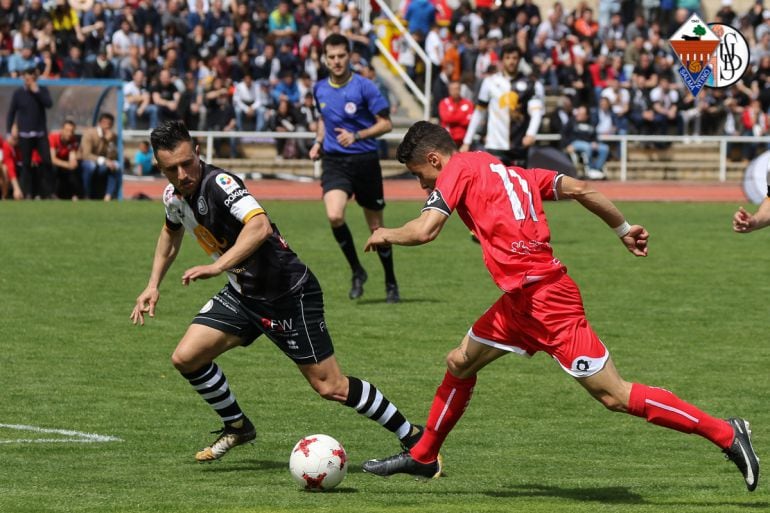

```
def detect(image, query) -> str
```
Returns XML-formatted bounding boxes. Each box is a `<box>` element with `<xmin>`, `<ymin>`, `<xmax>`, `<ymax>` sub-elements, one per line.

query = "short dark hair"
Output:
<box><xmin>98</xmin><ymin>112</ymin><xmax>115</xmax><ymax>123</ymax></box>
<box><xmin>62</xmin><ymin>119</ymin><xmax>76</xmax><ymax>128</ymax></box>
<box><xmin>501</xmin><ymin>44</ymin><xmax>521</xmax><ymax>58</ymax></box>
<box><xmin>323</xmin><ymin>33</ymin><xmax>350</xmax><ymax>54</ymax></box>
<box><xmin>396</xmin><ymin>121</ymin><xmax>457</xmax><ymax>164</ymax></box>
<box><xmin>150</xmin><ymin>120</ymin><xmax>192</xmax><ymax>153</ymax></box>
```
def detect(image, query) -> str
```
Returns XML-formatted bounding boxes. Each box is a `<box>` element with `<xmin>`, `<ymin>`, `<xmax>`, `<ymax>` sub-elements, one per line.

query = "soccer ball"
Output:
<box><xmin>289</xmin><ymin>434</ymin><xmax>348</xmax><ymax>491</ymax></box>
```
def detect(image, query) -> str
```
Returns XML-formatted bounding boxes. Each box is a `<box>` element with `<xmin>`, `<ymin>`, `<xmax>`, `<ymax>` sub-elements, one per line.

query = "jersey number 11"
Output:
<box><xmin>489</xmin><ymin>163</ymin><xmax>538</xmax><ymax>222</ymax></box>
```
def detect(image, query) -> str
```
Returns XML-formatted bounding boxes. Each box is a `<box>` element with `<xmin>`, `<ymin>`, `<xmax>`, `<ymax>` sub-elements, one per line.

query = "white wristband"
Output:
<box><xmin>613</xmin><ymin>221</ymin><xmax>632</xmax><ymax>237</ymax></box>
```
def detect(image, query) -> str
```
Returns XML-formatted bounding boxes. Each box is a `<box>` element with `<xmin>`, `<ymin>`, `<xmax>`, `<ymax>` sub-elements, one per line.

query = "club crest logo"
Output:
<box><xmin>669</xmin><ymin>14</ymin><xmax>720</xmax><ymax>97</ymax></box>
<box><xmin>706</xmin><ymin>23</ymin><xmax>750</xmax><ymax>89</ymax></box>
<box><xmin>344</xmin><ymin>101</ymin><xmax>357</xmax><ymax>115</ymax></box>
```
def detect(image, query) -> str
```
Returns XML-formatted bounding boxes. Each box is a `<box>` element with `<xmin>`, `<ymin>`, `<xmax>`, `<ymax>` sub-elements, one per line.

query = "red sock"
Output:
<box><xmin>410</xmin><ymin>371</ymin><xmax>477</xmax><ymax>464</ymax></box>
<box><xmin>627</xmin><ymin>383</ymin><xmax>734</xmax><ymax>449</ymax></box>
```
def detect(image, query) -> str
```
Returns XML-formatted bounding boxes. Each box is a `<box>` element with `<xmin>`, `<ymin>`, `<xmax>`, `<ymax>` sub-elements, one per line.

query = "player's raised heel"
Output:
<box><xmin>195</xmin><ymin>418</ymin><xmax>256</xmax><ymax>462</ymax></box>
<box><xmin>362</xmin><ymin>451</ymin><xmax>442</xmax><ymax>479</ymax></box>
<box><xmin>723</xmin><ymin>417</ymin><xmax>760</xmax><ymax>491</ymax></box>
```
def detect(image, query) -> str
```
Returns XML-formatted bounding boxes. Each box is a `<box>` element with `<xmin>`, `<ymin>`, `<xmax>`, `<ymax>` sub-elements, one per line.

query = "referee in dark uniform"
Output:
<box><xmin>309</xmin><ymin>34</ymin><xmax>400</xmax><ymax>303</ymax></box>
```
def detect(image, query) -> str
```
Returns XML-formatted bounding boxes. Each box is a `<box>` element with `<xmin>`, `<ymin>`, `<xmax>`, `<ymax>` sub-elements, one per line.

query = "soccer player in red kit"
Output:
<box><xmin>361</xmin><ymin>121</ymin><xmax>759</xmax><ymax>491</ymax></box>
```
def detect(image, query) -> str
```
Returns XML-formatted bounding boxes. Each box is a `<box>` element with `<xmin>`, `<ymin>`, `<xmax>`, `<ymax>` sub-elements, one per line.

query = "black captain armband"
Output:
<box><xmin>766</xmin><ymin>185</ymin><xmax>770</xmax><ymax>197</ymax></box>
<box><xmin>165</xmin><ymin>218</ymin><xmax>183</xmax><ymax>231</ymax></box>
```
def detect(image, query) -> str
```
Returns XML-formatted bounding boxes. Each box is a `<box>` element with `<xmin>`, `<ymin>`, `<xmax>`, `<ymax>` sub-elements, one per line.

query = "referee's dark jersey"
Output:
<box><xmin>163</xmin><ymin>162</ymin><xmax>308</xmax><ymax>301</ymax></box>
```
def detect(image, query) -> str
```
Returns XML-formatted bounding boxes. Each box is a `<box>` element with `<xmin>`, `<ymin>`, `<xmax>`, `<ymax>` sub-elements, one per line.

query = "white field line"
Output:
<box><xmin>0</xmin><ymin>423</ymin><xmax>122</xmax><ymax>443</ymax></box>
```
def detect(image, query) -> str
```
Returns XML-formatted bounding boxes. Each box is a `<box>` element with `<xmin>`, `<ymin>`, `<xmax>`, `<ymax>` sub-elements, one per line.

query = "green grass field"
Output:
<box><xmin>1</xmin><ymin>198</ymin><xmax>768</xmax><ymax>513</ymax></box>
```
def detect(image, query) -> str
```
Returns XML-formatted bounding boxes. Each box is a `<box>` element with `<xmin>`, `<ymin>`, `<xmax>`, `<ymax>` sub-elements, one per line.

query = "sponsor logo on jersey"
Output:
<box><xmin>224</xmin><ymin>188</ymin><xmax>249</xmax><ymax>207</ymax></box>
<box><xmin>163</xmin><ymin>185</ymin><xmax>175</xmax><ymax>204</ymax></box>
<box><xmin>344</xmin><ymin>101</ymin><xmax>357</xmax><ymax>115</ymax></box>
<box><xmin>216</xmin><ymin>173</ymin><xmax>239</xmax><ymax>194</ymax></box>
<box><xmin>197</xmin><ymin>197</ymin><xmax>208</xmax><ymax>215</ymax></box>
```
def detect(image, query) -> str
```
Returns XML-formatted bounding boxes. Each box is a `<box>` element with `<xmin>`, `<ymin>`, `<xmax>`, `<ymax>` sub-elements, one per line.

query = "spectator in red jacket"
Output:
<box><xmin>49</xmin><ymin>119</ymin><xmax>82</xmax><ymax>200</ymax></box>
<box><xmin>438</xmin><ymin>80</ymin><xmax>473</xmax><ymax>147</ymax></box>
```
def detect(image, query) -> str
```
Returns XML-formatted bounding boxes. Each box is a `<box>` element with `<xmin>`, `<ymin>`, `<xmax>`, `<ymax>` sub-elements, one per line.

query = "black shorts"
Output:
<box><xmin>321</xmin><ymin>151</ymin><xmax>385</xmax><ymax>211</ymax></box>
<box><xmin>191</xmin><ymin>274</ymin><xmax>334</xmax><ymax>364</ymax></box>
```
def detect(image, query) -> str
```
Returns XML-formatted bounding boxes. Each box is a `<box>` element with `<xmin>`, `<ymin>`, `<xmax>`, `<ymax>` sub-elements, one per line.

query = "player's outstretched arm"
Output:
<box><xmin>733</xmin><ymin>197</ymin><xmax>770</xmax><ymax>233</ymax></box>
<box><xmin>131</xmin><ymin>226</ymin><xmax>185</xmax><ymax>325</ymax></box>
<box><xmin>557</xmin><ymin>175</ymin><xmax>648</xmax><ymax>257</ymax></box>
<box><xmin>364</xmin><ymin>209</ymin><xmax>449</xmax><ymax>251</ymax></box>
<box><xmin>182</xmin><ymin>213</ymin><xmax>273</xmax><ymax>285</ymax></box>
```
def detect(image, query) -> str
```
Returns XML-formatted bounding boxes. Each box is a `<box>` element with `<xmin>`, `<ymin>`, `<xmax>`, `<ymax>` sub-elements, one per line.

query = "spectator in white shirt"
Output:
<box><xmin>233</xmin><ymin>73</ymin><xmax>266</xmax><ymax>131</ymax></box>
<box><xmin>124</xmin><ymin>69</ymin><xmax>159</xmax><ymax>129</ymax></box>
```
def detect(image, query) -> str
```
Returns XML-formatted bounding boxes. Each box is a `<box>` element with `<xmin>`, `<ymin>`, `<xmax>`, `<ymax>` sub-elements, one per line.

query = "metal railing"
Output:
<box><xmin>123</xmin><ymin>129</ymin><xmax>770</xmax><ymax>183</ymax></box>
<box><xmin>368</xmin><ymin>0</ymin><xmax>433</xmax><ymax>119</ymax></box>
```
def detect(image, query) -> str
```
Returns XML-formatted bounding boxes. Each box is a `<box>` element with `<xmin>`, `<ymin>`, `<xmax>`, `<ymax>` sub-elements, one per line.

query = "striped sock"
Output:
<box><xmin>182</xmin><ymin>362</ymin><xmax>245</xmax><ymax>425</ymax></box>
<box><xmin>345</xmin><ymin>376</ymin><xmax>412</xmax><ymax>440</ymax></box>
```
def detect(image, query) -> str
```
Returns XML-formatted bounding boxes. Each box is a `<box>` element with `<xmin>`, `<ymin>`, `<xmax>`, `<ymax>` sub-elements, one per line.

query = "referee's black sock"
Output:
<box><xmin>377</xmin><ymin>246</ymin><xmax>397</xmax><ymax>285</ymax></box>
<box><xmin>332</xmin><ymin>223</ymin><xmax>364</xmax><ymax>274</ymax></box>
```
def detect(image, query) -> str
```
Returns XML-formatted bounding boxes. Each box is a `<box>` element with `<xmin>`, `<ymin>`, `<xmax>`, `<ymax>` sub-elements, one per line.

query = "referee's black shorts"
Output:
<box><xmin>191</xmin><ymin>273</ymin><xmax>334</xmax><ymax>365</ymax></box>
<box><xmin>321</xmin><ymin>151</ymin><xmax>385</xmax><ymax>211</ymax></box>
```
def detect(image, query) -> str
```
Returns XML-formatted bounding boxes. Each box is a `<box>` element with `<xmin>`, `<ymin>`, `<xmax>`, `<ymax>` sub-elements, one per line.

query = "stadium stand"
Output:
<box><xmin>0</xmin><ymin>0</ymin><xmax>766</xmax><ymax>199</ymax></box>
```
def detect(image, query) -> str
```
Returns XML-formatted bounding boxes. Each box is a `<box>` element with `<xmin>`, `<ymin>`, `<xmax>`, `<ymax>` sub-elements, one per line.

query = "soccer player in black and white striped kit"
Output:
<box><xmin>131</xmin><ymin>121</ymin><xmax>422</xmax><ymax>461</ymax></box>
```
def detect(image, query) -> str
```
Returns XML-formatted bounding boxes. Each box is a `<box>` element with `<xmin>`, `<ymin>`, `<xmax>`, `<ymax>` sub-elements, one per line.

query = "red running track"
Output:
<box><xmin>123</xmin><ymin>178</ymin><xmax>749</xmax><ymax>203</ymax></box>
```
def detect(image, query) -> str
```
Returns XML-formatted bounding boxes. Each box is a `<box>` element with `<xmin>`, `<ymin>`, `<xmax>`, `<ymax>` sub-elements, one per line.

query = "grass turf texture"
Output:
<box><xmin>0</xmin><ymin>199</ymin><xmax>767</xmax><ymax>513</ymax></box>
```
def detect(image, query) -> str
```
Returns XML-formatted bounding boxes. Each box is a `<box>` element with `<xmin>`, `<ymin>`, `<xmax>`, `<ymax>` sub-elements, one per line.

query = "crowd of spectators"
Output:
<box><xmin>4</xmin><ymin>0</ymin><xmax>770</xmax><ymax>197</ymax></box>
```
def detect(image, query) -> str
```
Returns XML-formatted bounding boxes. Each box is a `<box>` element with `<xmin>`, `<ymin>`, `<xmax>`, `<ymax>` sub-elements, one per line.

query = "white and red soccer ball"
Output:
<box><xmin>289</xmin><ymin>434</ymin><xmax>347</xmax><ymax>491</ymax></box>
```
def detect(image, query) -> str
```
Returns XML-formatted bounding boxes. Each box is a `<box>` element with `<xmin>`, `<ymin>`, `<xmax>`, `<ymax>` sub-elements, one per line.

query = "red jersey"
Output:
<box><xmin>423</xmin><ymin>151</ymin><xmax>565</xmax><ymax>292</ymax></box>
<box><xmin>0</xmin><ymin>138</ymin><xmax>17</xmax><ymax>180</ymax></box>
<box><xmin>438</xmin><ymin>97</ymin><xmax>473</xmax><ymax>146</ymax></box>
<box><xmin>49</xmin><ymin>131</ymin><xmax>79</xmax><ymax>161</ymax></box>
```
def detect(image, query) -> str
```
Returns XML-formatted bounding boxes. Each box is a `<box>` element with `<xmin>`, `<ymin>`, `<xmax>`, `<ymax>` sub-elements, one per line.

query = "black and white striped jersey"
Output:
<box><xmin>163</xmin><ymin>162</ymin><xmax>308</xmax><ymax>301</ymax></box>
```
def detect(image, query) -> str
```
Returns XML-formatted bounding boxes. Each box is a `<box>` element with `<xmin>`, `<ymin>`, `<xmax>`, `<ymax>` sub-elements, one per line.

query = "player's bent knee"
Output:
<box><xmin>446</xmin><ymin>350</ymin><xmax>473</xmax><ymax>378</ymax></box>
<box><xmin>171</xmin><ymin>350</ymin><xmax>201</xmax><ymax>374</ymax></box>
<box><xmin>310</xmin><ymin>377</ymin><xmax>346</xmax><ymax>402</ymax></box>
<box><xmin>327</xmin><ymin>214</ymin><xmax>345</xmax><ymax>227</ymax></box>
<box><xmin>595</xmin><ymin>392</ymin><xmax>628</xmax><ymax>413</ymax></box>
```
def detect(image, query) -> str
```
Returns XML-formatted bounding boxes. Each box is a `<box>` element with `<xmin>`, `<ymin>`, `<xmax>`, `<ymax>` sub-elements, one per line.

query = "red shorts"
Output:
<box><xmin>469</xmin><ymin>272</ymin><xmax>609</xmax><ymax>377</ymax></box>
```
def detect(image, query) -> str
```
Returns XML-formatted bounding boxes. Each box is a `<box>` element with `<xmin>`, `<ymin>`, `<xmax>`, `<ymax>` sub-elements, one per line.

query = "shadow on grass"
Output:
<box><xmin>484</xmin><ymin>484</ymin><xmax>646</xmax><ymax>504</ymax></box>
<box><xmin>296</xmin><ymin>487</ymin><xmax>359</xmax><ymax>494</ymax></box>
<box><xmin>198</xmin><ymin>459</ymin><xmax>286</xmax><ymax>472</ymax></box>
<box><xmin>355</xmin><ymin>297</ymin><xmax>443</xmax><ymax>305</ymax></box>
